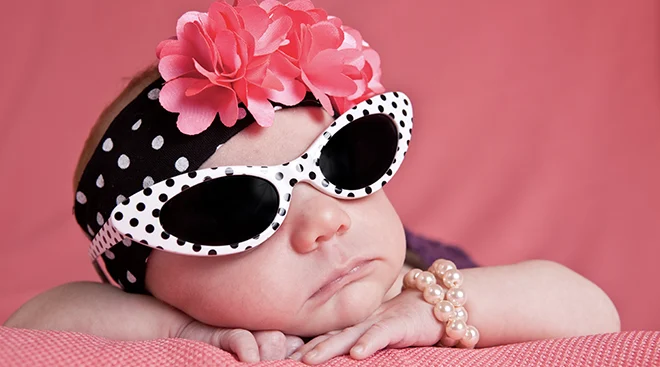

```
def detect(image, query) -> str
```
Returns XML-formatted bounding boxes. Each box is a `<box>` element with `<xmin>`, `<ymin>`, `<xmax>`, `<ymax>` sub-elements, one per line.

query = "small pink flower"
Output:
<box><xmin>332</xmin><ymin>25</ymin><xmax>385</xmax><ymax>112</ymax></box>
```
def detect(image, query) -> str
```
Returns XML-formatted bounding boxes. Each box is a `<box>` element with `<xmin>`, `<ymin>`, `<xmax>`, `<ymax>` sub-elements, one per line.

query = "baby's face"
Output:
<box><xmin>145</xmin><ymin>107</ymin><xmax>406</xmax><ymax>336</ymax></box>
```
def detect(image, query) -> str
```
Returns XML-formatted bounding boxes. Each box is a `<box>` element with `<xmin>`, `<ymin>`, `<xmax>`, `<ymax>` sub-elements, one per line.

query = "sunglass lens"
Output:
<box><xmin>319</xmin><ymin>114</ymin><xmax>398</xmax><ymax>190</ymax></box>
<box><xmin>160</xmin><ymin>176</ymin><xmax>279</xmax><ymax>246</ymax></box>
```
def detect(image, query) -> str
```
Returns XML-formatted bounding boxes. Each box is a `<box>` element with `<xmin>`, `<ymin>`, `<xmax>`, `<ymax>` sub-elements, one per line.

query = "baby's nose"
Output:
<box><xmin>287</xmin><ymin>184</ymin><xmax>351</xmax><ymax>254</ymax></box>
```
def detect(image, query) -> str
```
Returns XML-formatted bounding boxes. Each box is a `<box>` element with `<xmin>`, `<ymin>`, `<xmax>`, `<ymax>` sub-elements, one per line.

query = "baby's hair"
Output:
<box><xmin>73</xmin><ymin>64</ymin><xmax>160</xmax><ymax>191</ymax></box>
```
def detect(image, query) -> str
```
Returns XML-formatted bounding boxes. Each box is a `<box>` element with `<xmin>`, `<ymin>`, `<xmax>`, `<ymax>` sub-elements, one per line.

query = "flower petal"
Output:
<box><xmin>208</xmin><ymin>1</ymin><xmax>242</xmax><ymax>32</ymax></box>
<box><xmin>266</xmin><ymin>77</ymin><xmax>306</xmax><ymax>106</ymax></box>
<box><xmin>211</xmin><ymin>87</ymin><xmax>239</xmax><ymax>128</ymax></box>
<box><xmin>214</xmin><ymin>29</ymin><xmax>241</xmax><ymax>76</ymax></box>
<box><xmin>308</xmin><ymin>21</ymin><xmax>343</xmax><ymax>57</ymax></box>
<box><xmin>245</xmin><ymin>84</ymin><xmax>275</xmax><ymax>127</ymax></box>
<box><xmin>286</xmin><ymin>0</ymin><xmax>315</xmax><ymax>11</ymax></box>
<box><xmin>156</xmin><ymin>37</ymin><xmax>176</xmax><ymax>58</ymax></box>
<box><xmin>233</xmin><ymin>78</ymin><xmax>249</xmax><ymax>108</ymax></box>
<box><xmin>301</xmin><ymin>71</ymin><xmax>333</xmax><ymax>114</ymax></box>
<box><xmin>239</xmin><ymin>5</ymin><xmax>269</xmax><ymax>40</ymax></box>
<box><xmin>181</xmin><ymin>21</ymin><xmax>216</xmax><ymax>73</ymax></box>
<box><xmin>258</xmin><ymin>0</ymin><xmax>282</xmax><ymax>12</ymax></box>
<box><xmin>364</xmin><ymin>48</ymin><xmax>384</xmax><ymax>93</ymax></box>
<box><xmin>262</xmin><ymin>69</ymin><xmax>284</xmax><ymax>91</ymax></box>
<box><xmin>236</xmin><ymin>0</ymin><xmax>259</xmax><ymax>7</ymax></box>
<box><xmin>254</xmin><ymin>15</ymin><xmax>292</xmax><ymax>56</ymax></box>
<box><xmin>159</xmin><ymin>54</ymin><xmax>195</xmax><ymax>81</ymax></box>
<box><xmin>175</xmin><ymin>11</ymin><xmax>207</xmax><ymax>37</ymax></box>
<box><xmin>159</xmin><ymin>77</ymin><xmax>196</xmax><ymax>112</ymax></box>
<box><xmin>160</xmin><ymin>78</ymin><xmax>216</xmax><ymax>135</ymax></box>
<box><xmin>270</xmin><ymin>52</ymin><xmax>301</xmax><ymax>79</ymax></box>
<box><xmin>306</xmin><ymin>49</ymin><xmax>358</xmax><ymax>96</ymax></box>
<box><xmin>339</xmin><ymin>26</ymin><xmax>362</xmax><ymax>50</ymax></box>
<box><xmin>184</xmin><ymin>78</ymin><xmax>218</xmax><ymax>97</ymax></box>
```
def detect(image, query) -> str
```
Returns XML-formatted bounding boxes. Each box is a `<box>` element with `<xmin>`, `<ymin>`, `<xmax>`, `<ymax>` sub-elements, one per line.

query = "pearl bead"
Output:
<box><xmin>433</xmin><ymin>300</ymin><xmax>456</xmax><ymax>322</ymax></box>
<box><xmin>430</xmin><ymin>259</ymin><xmax>456</xmax><ymax>278</ymax></box>
<box><xmin>454</xmin><ymin>306</ymin><xmax>468</xmax><ymax>322</ymax></box>
<box><xmin>458</xmin><ymin>326</ymin><xmax>480</xmax><ymax>349</ymax></box>
<box><xmin>442</xmin><ymin>269</ymin><xmax>463</xmax><ymax>288</ymax></box>
<box><xmin>446</xmin><ymin>287</ymin><xmax>467</xmax><ymax>307</ymax></box>
<box><xmin>439</xmin><ymin>335</ymin><xmax>459</xmax><ymax>347</ymax></box>
<box><xmin>415</xmin><ymin>271</ymin><xmax>436</xmax><ymax>291</ymax></box>
<box><xmin>403</xmin><ymin>268</ymin><xmax>422</xmax><ymax>289</ymax></box>
<box><xmin>445</xmin><ymin>318</ymin><xmax>468</xmax><ymax>340</ymax></box>
<box><xmin>423</xmin><ymin>283</ymin><xmax>445</xmax><ymax>304</ymax></box>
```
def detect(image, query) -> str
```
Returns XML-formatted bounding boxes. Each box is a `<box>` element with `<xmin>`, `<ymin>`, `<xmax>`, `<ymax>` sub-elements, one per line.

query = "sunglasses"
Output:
<box><xmin>89</xmin><ymin>92</ymin><xmax>413</xmax><ymax>260</ymax></box>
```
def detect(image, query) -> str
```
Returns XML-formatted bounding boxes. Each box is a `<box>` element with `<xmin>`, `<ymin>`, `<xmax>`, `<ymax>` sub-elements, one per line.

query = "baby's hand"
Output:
<box><xmin>290</xmin><ymin>290</ymin><xmax>444</xmax><ymax>364</ymax></box>
<box><xmin>175</xmin><ymin>321</ymin><xmax>303</xmax><ymax>362</ymax></box>
<box><xmin>4</xmin><ymin>282</ymin><xmax>302</xmax><ymax>363</ymax></box>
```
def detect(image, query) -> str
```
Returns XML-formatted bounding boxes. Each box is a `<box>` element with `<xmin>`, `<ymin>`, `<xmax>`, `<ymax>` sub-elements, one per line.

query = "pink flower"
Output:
<box><xmin>332</xmin><ymin>25</ymin><xmax>385</xmax><ymax>112</ymax></box>
<box><xmin>157</xmin><ymin>1</ymin><xmax>291</xmax><ymax>134</ymax></box>
<box><xmin>262</xmin><ymin>1</ymin><xmax>369</xmax><ymax>114</ymax></box>
<box><xmin>157</xmin><ymin>0</ymin><xmax>385</xmax><ymax>135</ymax></box>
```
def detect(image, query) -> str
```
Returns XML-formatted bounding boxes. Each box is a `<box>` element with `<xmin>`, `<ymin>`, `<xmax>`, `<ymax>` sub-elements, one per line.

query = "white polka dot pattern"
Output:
<box><xmin>96</xmin><ymin>175</ymin><xmax>105</xmax><ymax>188</ymax></box>
<box><xmin>102</xmin><ymin>138</ymin><xmax>113</xmax><ymax>152</ymax></box>
<box><xmin>151</xmin><ymin>135</ymin><xmax>164</xmax><ymax>150</ymax></box>
<box><xmin>175</xmin><ymin>157</ymin><xmax>189</xmax><ymax>172</ymax></box>
<box><xmin>76</xmin><ymin>191</ymin><xmax>87</xmax><ymax>204</ymax></box>
<box><xmin>142</xmin><ymin>176</ymin><xmax>155</xmax><ymax>188</ymax></box>
<box><xmin>117</xmin><ymin>154</ymin><xmax>130</xmax><ymax>169</ymax></box>
<box><xmin>126</xmin><ymin>271</ymin><xmax>137</xmax><ymax>283</ymax></box>
<box><xmin>147</xmin><ymin>88</ymin><xmax>160</xmax><ymax>100</ymax></box>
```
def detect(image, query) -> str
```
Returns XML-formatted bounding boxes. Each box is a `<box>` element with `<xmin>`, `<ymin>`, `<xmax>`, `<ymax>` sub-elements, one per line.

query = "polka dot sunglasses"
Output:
<box><xmin>89</xmin><ymin>92</ymin><xmax>413</xmax><ymax>260</ymax></box>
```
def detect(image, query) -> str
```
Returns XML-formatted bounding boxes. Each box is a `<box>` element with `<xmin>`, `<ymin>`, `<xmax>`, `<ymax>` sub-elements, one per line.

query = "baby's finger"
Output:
<box><xmin>302</xmin><ymin>326</ymin><xmax>370</xmax><ymax>365</ymax></box>
<box><xmin>253</xmin><ymin>331</ymin><xmax>288</xmax><ymax>360</ymax></box>
<box><xmin>288</xmin><ymin>331</ymin><xmax>339</xmax><ymax>361</ymax></box>
<box><xmin>215</xmin><ymin>329</ymin><xmax>260</xmax><ymax>363</ymax></box>
<box><xmin>284</xmin><ymin>335</ymin><xmax>305</xmax><ymax>357</ymax></box>
<box><xmin>349</xmin><ymin>321</ymin><xmax>403</xmax><ymax>360</ymax></box>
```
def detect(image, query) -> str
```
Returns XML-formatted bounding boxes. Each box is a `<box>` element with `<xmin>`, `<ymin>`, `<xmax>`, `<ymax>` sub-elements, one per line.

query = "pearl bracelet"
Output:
<box><xmin>402</xmin><ymin>259</ymin><xmax>480</xmax><ymax>348</ymax></box>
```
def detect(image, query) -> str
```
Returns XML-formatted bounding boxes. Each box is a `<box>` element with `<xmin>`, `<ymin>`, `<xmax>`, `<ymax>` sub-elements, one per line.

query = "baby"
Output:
<box><xmin>5</xmin><ymin>0</ymin><xmax>620</xmax><ymax>364</ymax></box>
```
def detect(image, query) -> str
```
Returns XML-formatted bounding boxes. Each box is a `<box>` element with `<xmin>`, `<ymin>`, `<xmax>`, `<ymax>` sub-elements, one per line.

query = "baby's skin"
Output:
<box><xmin>5</xmin><ymin>107</ymin><xmax>620</xmax><ymax>364</ymax></box>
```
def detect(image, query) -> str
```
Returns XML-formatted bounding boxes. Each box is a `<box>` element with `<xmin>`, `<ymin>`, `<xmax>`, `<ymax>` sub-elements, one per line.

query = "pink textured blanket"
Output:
<box><xmin>0</xmin><ymin>327</ymin><xmax>657</xmax><ymax>366</ymax></box>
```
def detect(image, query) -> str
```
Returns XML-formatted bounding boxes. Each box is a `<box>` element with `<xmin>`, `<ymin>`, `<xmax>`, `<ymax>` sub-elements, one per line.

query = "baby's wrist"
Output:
<box><xmin>402</xmin><ymin>259</ymin><xmax>480</xmax><ymax>348</ymax></box>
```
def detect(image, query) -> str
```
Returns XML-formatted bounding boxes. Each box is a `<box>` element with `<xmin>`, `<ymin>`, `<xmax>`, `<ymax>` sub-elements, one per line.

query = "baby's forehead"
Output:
<box><xmin>200</xmin><ymin>107</ymin><xmax>333</xmax><ymax>169</ymax></box>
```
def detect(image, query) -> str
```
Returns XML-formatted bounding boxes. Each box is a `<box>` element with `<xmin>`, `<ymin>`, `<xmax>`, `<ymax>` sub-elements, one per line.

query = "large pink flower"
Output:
<box><xmin>157</xmin><ymin>0</ymin><xmax>385</xmax><ymax>135</ymax></box>
<box><xmin>157</xmin><ymin>1</ymin><xmax>291</xmax><ymax>134</ymax></box>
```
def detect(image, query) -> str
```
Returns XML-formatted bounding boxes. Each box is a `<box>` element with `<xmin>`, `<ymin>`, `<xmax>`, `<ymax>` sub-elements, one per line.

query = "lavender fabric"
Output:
<box><xmin>405</xmin><ymin>230</ymin><xmax>477</xmax><ymax>269</ymax></box>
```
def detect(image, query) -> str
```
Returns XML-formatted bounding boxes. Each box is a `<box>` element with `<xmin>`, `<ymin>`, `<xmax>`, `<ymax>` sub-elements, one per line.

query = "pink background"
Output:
<box><xmin>1</xmin><ymin>0</ymin><xmax>658</xmax><ymax>331</ymax></box>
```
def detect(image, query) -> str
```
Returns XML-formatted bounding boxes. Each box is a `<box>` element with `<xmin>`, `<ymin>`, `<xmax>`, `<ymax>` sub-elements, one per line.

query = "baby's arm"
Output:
<box><xmin>3</xmin><ymin>282</ymin><xmax>302</xmax><ymax>362</ymax></box>
<box><xmin>458</xmin><ymin>260</ymin><xmax>620</xmax><ymax>344</ymax></box>
<box><xmin>294</xmin><ymin>260</ymin><xmax>620</xmax><ymax>364</ymax></box>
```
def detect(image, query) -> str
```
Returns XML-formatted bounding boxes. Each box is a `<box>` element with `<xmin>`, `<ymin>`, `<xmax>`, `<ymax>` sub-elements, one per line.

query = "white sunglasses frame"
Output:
<box><xmin>89</xmin><ymin>91</ymin><xmax>413</xmax><ymax>261</ymax></box>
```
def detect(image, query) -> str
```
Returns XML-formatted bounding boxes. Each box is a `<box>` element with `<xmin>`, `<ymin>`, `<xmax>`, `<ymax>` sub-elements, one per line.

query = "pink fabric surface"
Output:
<box><xmin>1</xmin><ymin>328</ymin><xmax>658</xmax><ymax>367</ymax></box>
<box><xmin>1</xmin><ymin>0</ymin><xmax>659</xmax><ymax>332</ymax></box>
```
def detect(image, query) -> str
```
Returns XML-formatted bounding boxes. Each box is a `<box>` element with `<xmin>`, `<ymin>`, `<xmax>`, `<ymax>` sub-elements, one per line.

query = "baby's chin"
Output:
<box><xmin>280</xmin><ymin>279</ymin><xmax>387</xmax><ymax>337</ymax></box>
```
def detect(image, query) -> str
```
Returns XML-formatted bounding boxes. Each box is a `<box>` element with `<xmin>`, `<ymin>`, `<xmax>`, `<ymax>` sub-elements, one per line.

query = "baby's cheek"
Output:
<box><xmin>144</xmin><ymin>252</ymin><xmax>196</xmax><ymax>311</ymax></box>
<box><xmin>144</xmin><ymin>252</ymin><xmax>293</xmax><ymax>329</ymax></box>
